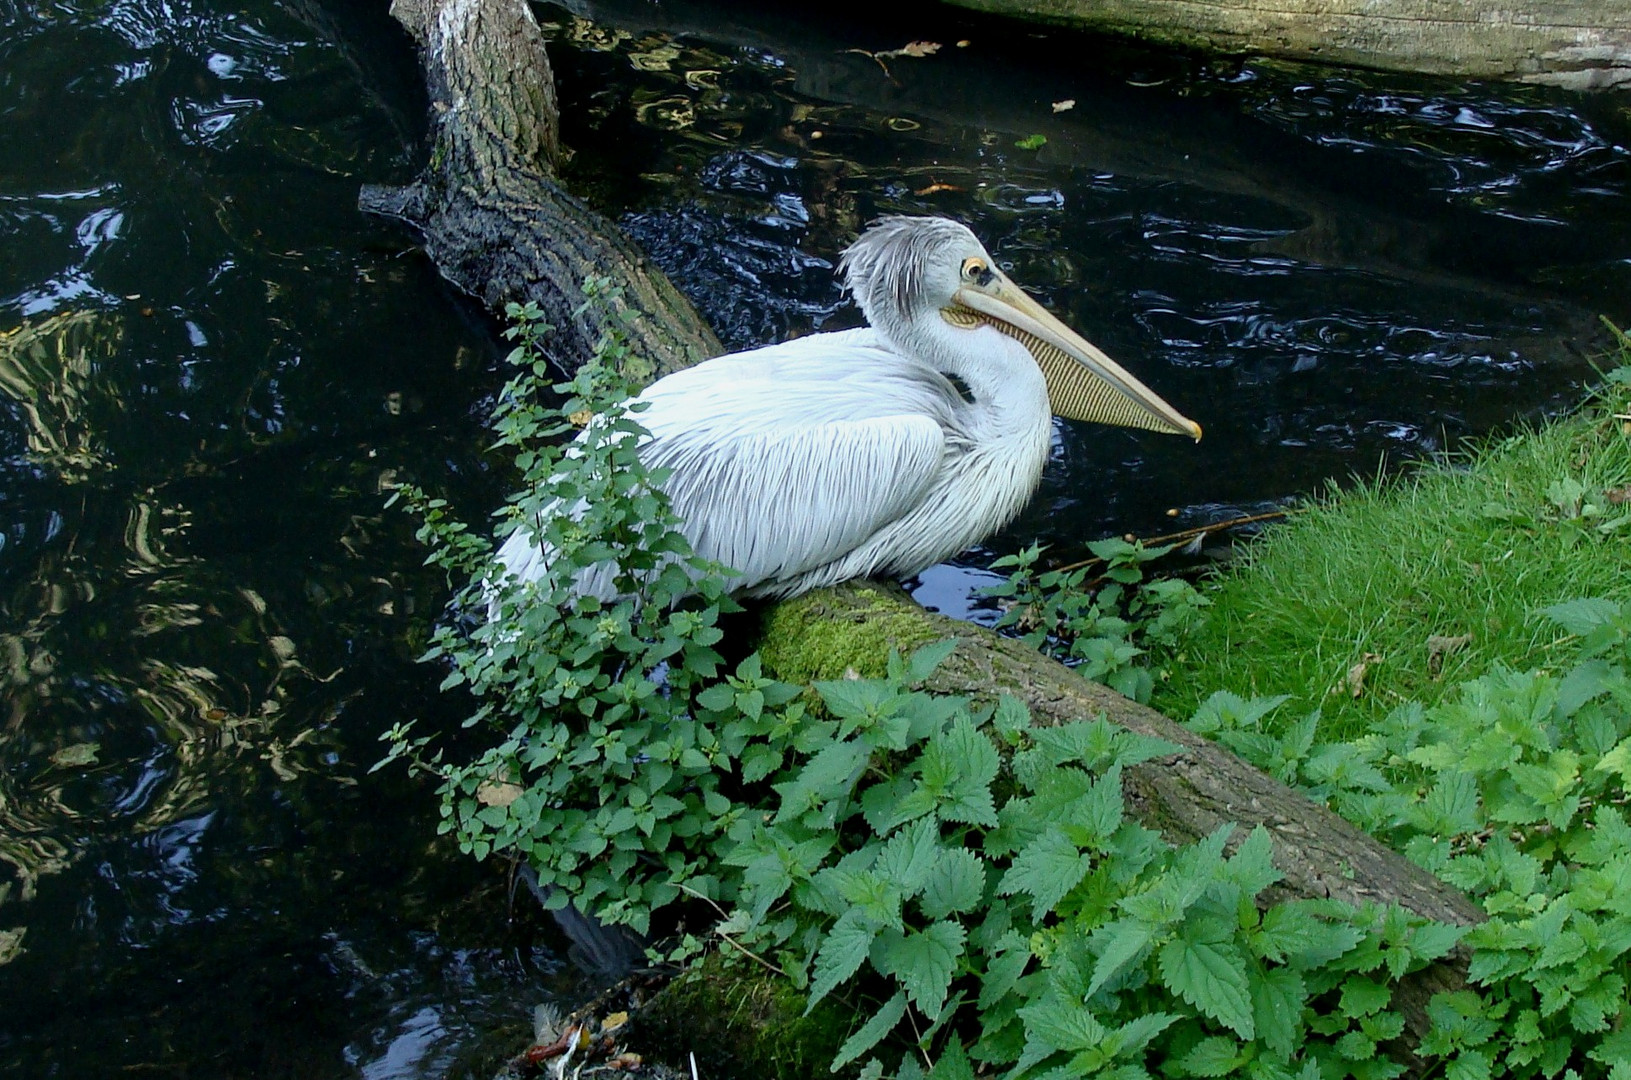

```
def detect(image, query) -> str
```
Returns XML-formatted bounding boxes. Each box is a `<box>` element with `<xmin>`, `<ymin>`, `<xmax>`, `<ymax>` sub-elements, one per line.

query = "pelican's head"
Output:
<box><xmin>839</xmin><ymin>216</ymin><xmax>1201</xmax><ymax>440</ymax></box>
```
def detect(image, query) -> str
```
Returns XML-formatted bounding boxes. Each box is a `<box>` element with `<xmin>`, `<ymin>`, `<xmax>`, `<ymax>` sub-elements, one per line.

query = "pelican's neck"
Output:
<box><xmin>873</xmin><ymin>309</ymin><xmax>1050</xmax><ymax>435</ymax></box>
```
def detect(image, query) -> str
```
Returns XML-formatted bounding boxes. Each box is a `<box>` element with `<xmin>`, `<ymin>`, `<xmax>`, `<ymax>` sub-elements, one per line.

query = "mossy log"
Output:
<box><xmin>945</xmin><ymin>0</ymin><xmax>1631</xmax><ymax>89</ymax></box>
<box><xmin>372</xmin><ymin>0</ymin><xmax>1482</xmax><ymax>1072</ymax></box>
<box><xmin>759</xmin><ymin>581</ymin><xmax>1480</xmax><ymax>1058</ymax></box>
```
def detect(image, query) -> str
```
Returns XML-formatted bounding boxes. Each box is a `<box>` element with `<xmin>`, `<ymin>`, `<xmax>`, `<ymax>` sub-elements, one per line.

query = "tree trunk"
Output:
<box><xmin>362</xmin><ymin>0</ymin><xmax>722</xmax><ymax>380</ymax></box>
<box><xmin>944</xmin><ymin>0</ymin><xmax>1631</xmax><ymax>90</ymax></box>
<box><xmin>368</xmin><ymin>0</ymin><xmax>1481</xmax><ymax>1067</ymax></box>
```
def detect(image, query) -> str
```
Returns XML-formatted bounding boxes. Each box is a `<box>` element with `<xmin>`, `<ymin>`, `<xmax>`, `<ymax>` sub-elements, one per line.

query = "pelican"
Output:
<box><xmin>495</xmin><ymin>216</ymin><xmax>1200</xmax><ymax>602</ymax></box>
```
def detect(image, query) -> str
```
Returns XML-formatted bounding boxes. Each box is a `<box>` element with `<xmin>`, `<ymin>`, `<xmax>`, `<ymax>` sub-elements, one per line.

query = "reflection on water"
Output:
<box><xmin>0</xmin><ymin>0</ymin><xmax>1628</xmax><ymax>1074</ymax></box>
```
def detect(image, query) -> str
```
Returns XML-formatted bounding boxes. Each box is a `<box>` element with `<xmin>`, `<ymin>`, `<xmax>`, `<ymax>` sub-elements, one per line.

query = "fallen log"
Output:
<box><xmin>367</xmin><ymin>0</ymin><xmax>1482</xmax><ymax>1070</ymax></box>
<box><xmin>944</xmin><ymin>0</ymin><xmax>1631</xmax><ymax>90</ymax></box>
<box><xmin>361</xmin><ymin>0</ymin><xmax>721</xmax><ymax>379</ymax></box>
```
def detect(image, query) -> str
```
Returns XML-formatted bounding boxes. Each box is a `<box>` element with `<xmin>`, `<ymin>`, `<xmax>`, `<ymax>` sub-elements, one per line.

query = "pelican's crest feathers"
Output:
<box><xmin>838</xmin><ymin>215</ymin><xmax>977</xmax><ymax>323</ymax></box>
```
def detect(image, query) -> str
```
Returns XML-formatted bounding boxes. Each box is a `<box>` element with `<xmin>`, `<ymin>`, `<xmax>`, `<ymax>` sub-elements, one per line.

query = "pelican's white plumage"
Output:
<box><xmin>495</xmin><ymin>216</ymin><xmax>1199</xmax><ymax>601</ymax></box>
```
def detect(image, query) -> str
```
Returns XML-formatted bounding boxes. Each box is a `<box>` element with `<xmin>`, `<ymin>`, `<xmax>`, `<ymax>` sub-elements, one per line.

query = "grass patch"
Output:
<box><xmin>1154</xmin><ymin>347</ymin><xmax>1631</xmax><ymax>740</ymax></box>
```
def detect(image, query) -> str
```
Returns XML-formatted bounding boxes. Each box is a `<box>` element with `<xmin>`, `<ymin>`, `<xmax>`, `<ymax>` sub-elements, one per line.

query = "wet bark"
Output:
<box><xmin>946</xmin><ymin>0</ymin><xmax>1631</xmax><ymax>89</ymax></box>
<box><xmin>374</xmin><ymin>0</ymin><xmax>1480</xmax><ymax>1067</ymax></box>
<box><xmin>361</xmin><ymin>0</ymin><xmax>721</xmax><ymax>379</ymax></box>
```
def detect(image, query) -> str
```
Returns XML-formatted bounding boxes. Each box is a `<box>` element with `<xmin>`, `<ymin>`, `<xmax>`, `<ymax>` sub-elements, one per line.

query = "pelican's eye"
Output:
<box><xmin>960</xmin><ymin>256</ymin><xmax>995</xmax><ymax>287</ymax></box>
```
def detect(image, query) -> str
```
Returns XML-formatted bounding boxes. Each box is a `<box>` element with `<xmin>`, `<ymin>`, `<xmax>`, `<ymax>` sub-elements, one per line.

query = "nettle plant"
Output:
<box><xmin>380</xmin><ymin>282</ymin><xmax>748</xmax><ymax>930</ymax></box>
<box><xmin>1186</xmin><ymin>599</ymin><xmax>1631</xmax><ymax>1079</ymax></box>
<box><xmin>716</xmin><ymin>654</ymin><xmax>1464</xmax><ymax>1080</ymax></box>
<box><xmin>984</xmin><ymin>540</ymin><xmax>1209</xmax><ymax>705</ymax></box>
<box><xmin>384</xmin><ymin>291</ymin><xmax>1465</xmax><ymax>1079</ymax></box>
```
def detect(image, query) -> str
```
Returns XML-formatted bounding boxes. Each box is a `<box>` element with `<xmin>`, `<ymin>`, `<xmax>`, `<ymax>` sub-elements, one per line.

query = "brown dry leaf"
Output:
<box><xmin>1605</xmin><ymin>484</ymin><xmax>1631</xmax><ymax>505</ymax></box>
<box><xmin>1052</xmin><ymin>98</ymin><xmax>1076</xmax><ymax>113</ymax></box>
<box><xmin>1339</xmin><ymin>653</ymin><xmax>1383</xmax><ymax>698</ymax></box>
<box><xmin>1426</xmin><ymin>633</ymin><xmax>1472</xmax><ymax>678</ymax></box>
<box><xmin>899</xmin><ymin>40</ymin><xmax>942</xmax><ymax>57</ymax></box>
<box><xmin>956</xmin><ymin>39</ymin><xmax>971</xmax><ymax>48</ymax></box>
<box><xmin>476</xmin><ymin>780</ymin><xmax>524</xmax><ymax>808</ymax></box>
<box><xmin>569</xmin><ymin>409</ymin><xmax>594</xmax><ymax>428</ymax></box>
<box><xmin>913</xmin><ymin>182</ymin><xmax>962</xmax><ymax>196</ymax></box>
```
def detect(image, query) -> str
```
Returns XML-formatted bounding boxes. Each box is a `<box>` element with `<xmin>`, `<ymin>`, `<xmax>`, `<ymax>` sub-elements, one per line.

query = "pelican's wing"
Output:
<box><xmin>636</xmin><ymin>331</ymin><xmax>956</xmax><ymax>592</ymax></box>
<box><xmin>649</xmin><ymin>413</ymin><xmax>947</xmax><ymax>592</ymax></box>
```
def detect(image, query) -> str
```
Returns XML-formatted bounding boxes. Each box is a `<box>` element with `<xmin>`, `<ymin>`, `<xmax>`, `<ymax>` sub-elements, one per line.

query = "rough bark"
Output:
<box><xmin>375</xmin><ymin>0</ymin><xmax>1481</xmax><ymax>1067</ymax></box>
<box><xmin>945</xmin><ymin>0</ymin><xmax>1631</xmax><ymax>89</ymax></box>
<box><xmin>361</xmin><ymin>0</ymin><xmax>721</xmax><ymax>379</ymax></box>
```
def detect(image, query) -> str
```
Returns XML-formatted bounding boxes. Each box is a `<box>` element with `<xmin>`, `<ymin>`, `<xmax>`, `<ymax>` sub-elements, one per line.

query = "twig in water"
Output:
<box><xmin>843</xmin><ymin>48</ymin><xmax>894</xmax><ymax>79</ymax></box>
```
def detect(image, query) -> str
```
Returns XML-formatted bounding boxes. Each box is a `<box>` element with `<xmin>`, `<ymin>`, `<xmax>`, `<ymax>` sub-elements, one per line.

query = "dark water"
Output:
<box><xmin>0</xmin><ymin>0</ymin><xmax>1627</xmax><ymax>1074</ymax></box>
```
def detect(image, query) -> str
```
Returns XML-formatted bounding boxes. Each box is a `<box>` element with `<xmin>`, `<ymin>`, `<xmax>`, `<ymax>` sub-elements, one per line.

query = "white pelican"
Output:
<box><xmin>496</xmin><ymin>216</ymin><xmax>1200</xmax><ymax>601</ymax></box>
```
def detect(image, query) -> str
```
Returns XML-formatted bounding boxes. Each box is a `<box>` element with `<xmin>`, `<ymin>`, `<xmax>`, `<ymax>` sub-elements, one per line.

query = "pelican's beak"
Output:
<box><xmin>951</xmin><ymin>276</ymin><xmax>1202</xmax><ymax>440</ymax></box>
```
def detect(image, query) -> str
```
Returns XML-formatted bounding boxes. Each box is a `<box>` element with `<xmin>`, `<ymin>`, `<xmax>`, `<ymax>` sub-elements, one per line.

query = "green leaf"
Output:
<box><xmin>1444</xmin><ymin>1050</ymin><xmax>1493</xmax><ymax>1080</ymax></box>
<box><xmin>1103</xmin><ymin>1012</ymin><xmax>1180</xmax><ymax>1059</ymax></box>
<box><xmin>773</xmin><ymin>739</ymin><xmax>869</xmax><ymax>823</ymax></box>
<box><xmin>814</xmin><ymin>678</ymin><xmax>891</xmax><ymax>722</ymax></box>
<box><xmin>872</xmin><ymin>920</ymin><xmax>966</xmax><ymax>1019</ymax></box>
<box><xmin>1088</xmin><ymin>920</ymin><xmax>1155</xmax><ymax>996</ymax></box>
<box><xmin>1224</xmin><ymin>826</ymin><xmax>1282</xmax><ymax>897</ymax></box>
<box><xmin>1019</xmin><ymin>996</ymin><xmax>1106</xmax><ymax>1053</ymax></box>
<box><xmin>919</xmin><ymin>847</ymin><xmax>987</xmax><ymax>919</ymax></box>
<box><xmin>1339</xmin><ymin>977</ymin><xmax>1392</xmax><ymax>1018</ymax></box>
<box><xmin>1540</xmin><ymin>597</ymin><xmax>1621</xmax><ymax>637</ymax></box>
<box><xmin>999</xmin><ymin>828</ymin><xmax>1091</xmax><ymax>919</ymax></box>
<box><xmin>1015</xmin><ymin>133</ymin><xmax>1047</xmax><ymax>150</ymax></box>
<box><xmin>809</xmin><ymin>908</ymin><xmax>881</xmax><ymax>1008</ymax></box>
<box><xmin>1158</xmin><ymin>934</ymin><xmax>1255</xmax><ymax>1038</ymax></box>
<box><xmin>1252</xmin><ymin>966</ymin><xmax>1306</xmax><ymax>1058</ymax></box>
<box><xmin>875</xmin><ymin>817</ymin><xmax>943</xmax><ymax>898</ymax></box>
<box><xmin>935</xmin><ymin>716</ymin><xmax>1001</xmax><ymax>827</ymax></box>
<box><xmin>1175</xmin><ymin>1036</ymin><xmax>1246</xmax><ymax>1077</ymax></box>
<box><xmin>1251</xmin><ymin>901</ymin><xmax>1331</xmax><ymax>965</ymax></box>
<box><xmin>927</xmin><ymin>1038</ymin><xmax>977</xmax><ymax>1080</ymax></box>
<box><xmin>1189</xmin><ymin>691</ymin><xmax>1289</xmax><ymax>736</ymax></box>
<box><xmin>907</xmin><ymin>639</ymin><xmax>959</xmax><ymax>683</ymax></box>
<box><xmin>832</xmin><ymin>991</ymin><xmax>907</xmax><ymax>1070</ymax></box>
<box><xmin>979</xmin><ymin>944</ymin><xmax>1031</xmax><ymax>1010</ymax></box>
<box><xmin>1406</xmin><ymin>922</ymin><xmax>1467</xmax><ymax>964</ymax></box>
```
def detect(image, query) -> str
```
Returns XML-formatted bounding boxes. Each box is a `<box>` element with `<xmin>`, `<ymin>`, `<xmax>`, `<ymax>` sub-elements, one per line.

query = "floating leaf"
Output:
<box><xmin>1014</xmin><ymin>134</ymin><xmax>1047</xmax><ymax>151</ymax></box>
<box><xmin>50</xmin><ymin>742</ymin><xmax>99</xmax><ymax>768</ymax></box>
<box><xmin>0</xmin><ymin>928</ymin><xmax>24</xmax><ymax>966</ymax></box>
<box><xmin>1051</xmin><ymin>99</ymin><xmax>1076</xmax><ymax>113</ymax></box>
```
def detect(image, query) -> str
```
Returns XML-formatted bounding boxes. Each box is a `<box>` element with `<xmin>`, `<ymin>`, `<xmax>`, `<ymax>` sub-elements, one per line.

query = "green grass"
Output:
<box><xmin>1154</xmin><ymin>345</ymin><xmax>1631</xmax><ymax>740</ymax></box>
